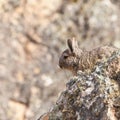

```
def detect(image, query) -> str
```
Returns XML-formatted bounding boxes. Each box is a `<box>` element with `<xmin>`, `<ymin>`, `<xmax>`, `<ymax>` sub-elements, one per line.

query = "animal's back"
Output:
<box><xmin>78</xmin><ymin>46</ymin><xmax>120</xmax><ymax>77</ymax></box>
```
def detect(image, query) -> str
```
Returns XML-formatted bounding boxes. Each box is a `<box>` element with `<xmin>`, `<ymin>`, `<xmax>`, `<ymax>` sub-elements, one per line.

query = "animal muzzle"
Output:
<box><xmin>59</xmin><ymin>61</ymin><xmax>63</xmax><ymax>68</ymax></box>
<box><xmin>59</xmin><ymin>57</ymin><xmax>63</xmax><ymax>69</ymax></box>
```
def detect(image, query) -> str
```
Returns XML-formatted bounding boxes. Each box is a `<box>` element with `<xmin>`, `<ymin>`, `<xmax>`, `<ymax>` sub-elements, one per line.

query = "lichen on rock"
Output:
<box><xmin>39</xmin><ymin>50</ymin><xmax>120</xmax><ymax>120</ymax></box>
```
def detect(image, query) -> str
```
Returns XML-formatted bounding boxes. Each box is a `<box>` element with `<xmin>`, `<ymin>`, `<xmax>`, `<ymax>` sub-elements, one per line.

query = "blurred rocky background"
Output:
<box><xmin>0</xmin><ymin>0</ymin><xmax>119</xmax><ymax>120</ymax></box>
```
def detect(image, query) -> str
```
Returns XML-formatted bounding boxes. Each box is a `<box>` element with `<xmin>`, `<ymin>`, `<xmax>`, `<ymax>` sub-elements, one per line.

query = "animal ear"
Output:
<box><xmin>67</xmin><ymin>38</ymin><xmax>79</xmax><ymax>53</ymax></box>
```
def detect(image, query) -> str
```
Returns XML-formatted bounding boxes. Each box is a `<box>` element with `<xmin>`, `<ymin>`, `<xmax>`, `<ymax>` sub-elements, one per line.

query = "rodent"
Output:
<box><xmin>59</xmin><ymin>38</ymin><xmax>120</xmax><ymax>78</ymax></box>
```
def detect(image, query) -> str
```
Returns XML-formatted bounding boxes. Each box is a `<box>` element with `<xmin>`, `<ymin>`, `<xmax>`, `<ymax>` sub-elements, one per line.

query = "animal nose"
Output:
<box><xmin>59</xmin><ymin>60</ymin><xmax>63</xmax><ymax>68</ymax></box>
<box><xmin>59</xmin><ymin>62</ymin><xmax>62</xmax><ymax>68</ymax></box>
<box><xmin>59</xmin><ymin>64</ymin><xmax>63</xmax><ymax>68</ymax></box>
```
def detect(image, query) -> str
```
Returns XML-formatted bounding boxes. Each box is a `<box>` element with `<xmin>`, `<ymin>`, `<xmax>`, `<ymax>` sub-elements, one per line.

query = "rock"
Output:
<box><xmin>8</xmin><ymin>100</ymin><xmax>27</xmax><ymax>120</ymax></box>
<box><xmin>38</xmin><ymin>50</ymin><xmax>120</xmax><ymax>120</ymax></box>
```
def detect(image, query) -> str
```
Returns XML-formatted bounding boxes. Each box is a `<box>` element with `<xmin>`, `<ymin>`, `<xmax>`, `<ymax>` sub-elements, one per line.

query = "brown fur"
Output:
<box><xmin>59</xmin><ymin>38</ymin><xmax>120</xmax><ymax>77</ymax></box>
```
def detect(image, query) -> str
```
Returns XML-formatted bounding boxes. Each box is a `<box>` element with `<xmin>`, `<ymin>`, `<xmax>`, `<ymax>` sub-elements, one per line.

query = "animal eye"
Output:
<box><xmin>63</xmin><ymin>54</ymin><xmax>69</xmax><ymax>59</ymax></box>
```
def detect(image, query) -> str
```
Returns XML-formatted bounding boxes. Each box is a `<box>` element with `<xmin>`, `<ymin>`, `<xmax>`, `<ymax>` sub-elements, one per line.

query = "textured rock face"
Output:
<box><xmin>0</xmin><ymin>0</ymin><xmax>120</xmax><ymax>119</ymax></box>
<box><xmin>39</xmin><ymin>50</ymin><xmax>120</xmax><ymax>120</ymax></box>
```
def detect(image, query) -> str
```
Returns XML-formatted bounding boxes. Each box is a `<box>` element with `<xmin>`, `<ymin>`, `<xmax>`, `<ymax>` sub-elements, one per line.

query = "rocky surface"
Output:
<box><xmin>39</xmin><ymin>50</ymin><xmax>120</xmax><ymax>120</ymax></box>
<box><xmin>0</xmin><ymin>0</ymin><xmax>120</xmax><ymax>120</ymax></box>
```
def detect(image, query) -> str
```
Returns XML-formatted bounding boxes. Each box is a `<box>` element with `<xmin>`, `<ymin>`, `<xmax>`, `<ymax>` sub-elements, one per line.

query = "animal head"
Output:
<box><xmin>59</xmin><ymin>38</ymin><xmax>82</xmax><ymax>72</ymax></box>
